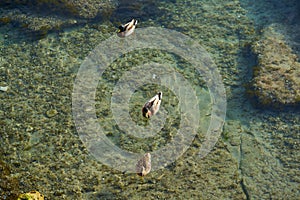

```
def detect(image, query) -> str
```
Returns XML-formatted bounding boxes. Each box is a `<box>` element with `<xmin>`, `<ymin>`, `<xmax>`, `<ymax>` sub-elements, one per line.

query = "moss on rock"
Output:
<box><xmin>250</xmin><ymin>24</ymin><xmax>300</xmax><ymax>107</ymax></box>
<box><xmin>0</xmin><ymin>160</ymin><xmax>19</xmax><ymax>200</ymax></box>
<box><xmin>0</xmin><ymin>7</ymin><xmax>80</xmax><ymax>40</ymax></box>
<box><xmin>17</xmin><ymin>191</ymin><xmax>44</xmax><ymax>200</ymax></box>
<box><xmin>0</xmin><ymin>0</ymin><xmax>116</xmax><ymax>19</ymax></box>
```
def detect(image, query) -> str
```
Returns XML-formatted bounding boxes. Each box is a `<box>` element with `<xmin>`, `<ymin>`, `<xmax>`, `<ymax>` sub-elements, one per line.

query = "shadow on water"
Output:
<box><xmin>0</xmin><ymin>1</ymin><xmax>75</xmax><ymax>17</ymax></box>
<box><xmin>239</xmin><ymin>0</ymin><xmax>300</xmax><ymax>27</ymax></box>
<box><xmin>0</xmin><ymin>4</ymin><xmax>87</xmax><ymax>43</ymax></box>
<box><xmin>0</xmin><ymin>0</ymin><xmax>167</xmax><ymax>43</ymax></box>
<box><xmin>110</xmin><ymin>0</ymin><xmax>163</xmax><ymax>23</ymax></box>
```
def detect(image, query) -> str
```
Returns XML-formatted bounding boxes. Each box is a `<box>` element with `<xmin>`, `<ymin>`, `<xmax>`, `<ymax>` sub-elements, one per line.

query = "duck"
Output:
<box><xmin>117</xmin><ymin>19</ymin><xmax>138</xmax><ymax>37</ymax></box>
<box><xmin>142</xmin><ymin>92</ymin><xmax>162</xmax><ymax>118</ymax></box>
<box><xmin>136</xmin><ymin>153</ymin><xmax>151</xmax><ymax>176</ymax></box>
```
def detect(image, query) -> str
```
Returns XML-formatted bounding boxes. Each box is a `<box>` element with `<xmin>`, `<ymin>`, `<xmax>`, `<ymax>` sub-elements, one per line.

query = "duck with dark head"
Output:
<box><xmin>142</xmin><ymin>92</ymin><xmax>162</xmax><ymax>118</ymax></box>
<box><xmin>117</xmin><ymin>19</ymin><xmax>138</xmax><ymax>37</ymax></box>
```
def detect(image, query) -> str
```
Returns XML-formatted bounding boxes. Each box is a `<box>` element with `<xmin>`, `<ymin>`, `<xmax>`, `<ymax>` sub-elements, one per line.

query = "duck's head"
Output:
<box><xmin>142</xmin><ymin>106</ymin><xmax>151</xmax><ymax>118</ymax></box>
<box><xmin>118</xmin><ymin>25</ymin><xmax>125</xmax><ymax>33</ymax></box>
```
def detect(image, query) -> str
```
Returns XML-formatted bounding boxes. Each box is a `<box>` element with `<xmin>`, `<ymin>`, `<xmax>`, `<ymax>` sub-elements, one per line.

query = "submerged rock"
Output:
<box><xmin>0</xmin><ymin>8</ymin><xmax>79</xmax><ymax>40</ymax></box>
<box><xmin>17</xmin><ymin>191</ymin><xmax>44</xmax><ymax>200</ymax></box>
<box><xmin>0</xmin><ymin>0</ymin><xmax>116</xmax><ymax>19</ymax></box>
<box><xmin>250</xmin><ymin>24</ymin><xmax>300</xmax><ymax>107</ymax></box>
<box><xmin>46</xmin><ymin>109</ymin><xmax>58</xmax><ymax>118</ymax></box>
<box><xmin>0</xmin><ymin>86</ymin><xmax>8</xmax><ymax>92</ymax></box>
<box><xmin>0</xmin><ymin>0</ymin><xmax>116</xmax><ymax>40</ymax></box>
<box><xmin>0</xmin><ymin>160</ymin><xmax>19</xmax><ymax>200</ymax></box>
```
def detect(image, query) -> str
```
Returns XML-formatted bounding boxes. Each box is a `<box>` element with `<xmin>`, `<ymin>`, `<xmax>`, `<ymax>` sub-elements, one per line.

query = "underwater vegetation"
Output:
<box><xmin>0</xmin><ymin>0</ymin><xmax>116</xmax><ymax>19</ymax></box>
<box><xmin>0</xmin><ymin>0</ymin><xmax>161</xmax><ymax>41</ymax></box>
<box><xmin>249</xmin><ymin>24</ymin><xmax>300</xmax><ymax>108</ymax></box>
<box><xmin>0</xmin><ymin>0</ymin><xmax>299</xmax><ymax>199</ymax></box>
<box><xmin>0</xmin><ymin>160</ymin><xmax>19</xmax><ymax>200</ymax></box>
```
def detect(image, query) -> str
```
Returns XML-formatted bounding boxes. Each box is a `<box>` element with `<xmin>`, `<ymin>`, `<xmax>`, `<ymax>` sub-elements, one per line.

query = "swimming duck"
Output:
<box><xmin>136</xmin><ymin>153</ymin><xmax>151</xmax><ymax>176</ymax></box>
<box><xmin>117</xmin><ymin>19</ymin><xmax>138</xmax><ymax>37</ymax></box>
<box><xmin>142</xmin><ymin>92</ymin><xmax>162</xmax><ymax>118</ymax></box>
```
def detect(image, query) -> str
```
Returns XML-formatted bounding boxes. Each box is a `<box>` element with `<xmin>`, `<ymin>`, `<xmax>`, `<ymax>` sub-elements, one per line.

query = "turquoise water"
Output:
<box><xmin>0</xmin><ymin>0</ymin><xmax>299</xmax><ymax>199</ymax></box>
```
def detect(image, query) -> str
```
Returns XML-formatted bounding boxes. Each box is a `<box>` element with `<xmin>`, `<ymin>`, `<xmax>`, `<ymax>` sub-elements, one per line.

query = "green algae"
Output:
<box><xmin>94</xmin><ymin>48</ymin><xmax>210</xmax><ymax>154</ymax></box>
<box><xmin>0</xmin><ymin>160</ymin><xmax>19</xmax><ymax>200</ymax></box>
<box><xmin>0</xmin><ymin>0</ymin><xmax>116</xmax><ymax>19</ymax></box>
<box><xmin>250</xmin><ymin>24</ymin><xmax>300</xmax><ymax>107</ymax></box>
<box><xmin>0</xmin><ymin>0</ymin><xmax>299</xmax><ymax>199</ymax></box>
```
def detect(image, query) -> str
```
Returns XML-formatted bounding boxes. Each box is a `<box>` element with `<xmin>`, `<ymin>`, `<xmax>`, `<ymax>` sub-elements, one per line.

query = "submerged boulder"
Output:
<box><xmin>17</xmin><ymin>191</ymin><xmax>44</xmax><ymax>200</ymax></box>
<box><xmin>0</xmin><ymin>7</ymin><xmax>79</xmax><ymax>40</ymax></box>
<box><xmin>0</xmin><ymin>160</ymin><xmax>19</xmax><ymax>200</ymax></box>
<box><xmin>0</xmin><ymin>0</ymin><xmax>116</xmax><ymax>19</ymax></box>
<box><xmin>0</xmin><ymin>0</ymin><xmax>116</xmax><ymax>40</ymax></box>
<box><xmin>250</xmin><ymin>24</ymin><xmax>300</xmax><ymax>107</ymax></box>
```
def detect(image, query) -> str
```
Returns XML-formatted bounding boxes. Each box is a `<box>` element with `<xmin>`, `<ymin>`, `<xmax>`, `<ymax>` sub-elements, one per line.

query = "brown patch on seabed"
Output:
<box><xmin>0</xmin><ymin>160</ymin><xmax>19</xmax><ymax>200</ymax></box>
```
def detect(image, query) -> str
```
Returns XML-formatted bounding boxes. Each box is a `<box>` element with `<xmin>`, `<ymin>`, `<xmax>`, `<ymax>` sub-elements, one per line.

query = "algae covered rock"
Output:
<box><xmin>0</xmin><ymin>160</ymin><xmax>19</xmax><ymax>200</ymax></box>
<box><xmin>17</xmin><ymin>191</ymin><xmax>44</xmax><ymax>200</ymax></box>
<box><xmin>0</xmin><ymin>0</ymin><xmax>116</xmax><ymax>19</ymax></box>
<box><xmin>0</xmin><ymin>7</ymin><xmax>79</xmax><ymax>39</ymax></box>
<box><xmin>0</xmin><ymin>0</ymin><xmax>116</xmax><ymax>39</ymax></box>
<box><xmin>250</xmin><ymin>24</ymin><xmax>300</xmax><ymax>107</ymax></box>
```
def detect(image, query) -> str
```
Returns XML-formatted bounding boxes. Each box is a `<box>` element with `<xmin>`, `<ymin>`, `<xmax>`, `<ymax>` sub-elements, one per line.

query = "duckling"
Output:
<box><xmin>142</xmin><ymin>92</ymin><xmax>162</xmax><ymax>118</ymax></box>
<box><xmin>117</xmin><ymin>19</ymin><xmax>138</xmax><ymax>37</ymax></box>
<box><xmin>136</xmin><ymin>153</ymin><xmax>151</xmax><ymax>176</ymax></box>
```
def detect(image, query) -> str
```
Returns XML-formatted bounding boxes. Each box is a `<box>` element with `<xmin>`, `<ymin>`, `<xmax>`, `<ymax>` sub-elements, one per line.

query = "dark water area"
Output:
<box><xmin>0</xmin><ymin>0</ymin><xmax>299</xmax><ymax>199</ymax></box>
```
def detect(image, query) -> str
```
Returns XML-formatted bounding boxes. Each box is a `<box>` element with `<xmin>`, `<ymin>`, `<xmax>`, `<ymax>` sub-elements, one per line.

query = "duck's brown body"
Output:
<box><xmin>136</xmin><ymin>153</ymin><xmax>151</xmax><ymax>176</ymax></box>
<box><xmin>117</xmin><ymin>19</ymin><xmax>138</xmax><ymax>37</ymax></box>
<box><xmin>142</xmin><ymin>92</ymin><xmax>162</xmax><ymax>118</ymax></box>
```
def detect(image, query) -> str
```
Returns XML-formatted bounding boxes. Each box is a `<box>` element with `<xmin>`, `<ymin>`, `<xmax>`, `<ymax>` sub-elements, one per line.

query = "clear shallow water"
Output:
<box><xmin>0</xmin><ymin>0</ymin><xmax>299</xmax><ymax>199</ymax></box>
